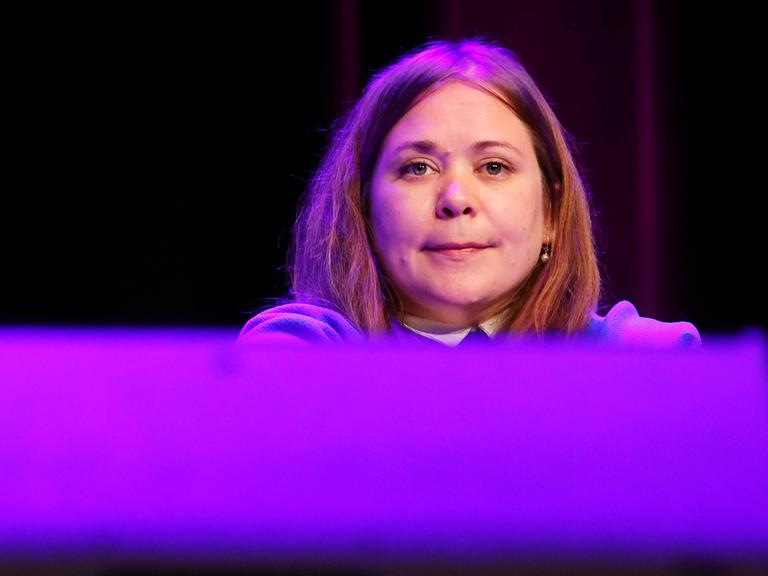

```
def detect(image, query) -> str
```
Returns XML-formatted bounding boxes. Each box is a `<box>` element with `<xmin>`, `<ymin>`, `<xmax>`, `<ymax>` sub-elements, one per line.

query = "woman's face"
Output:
<box><xmin>370</xmin><ymin>80</ymin><xmax>552</xmax><ymax>326</ymax></box>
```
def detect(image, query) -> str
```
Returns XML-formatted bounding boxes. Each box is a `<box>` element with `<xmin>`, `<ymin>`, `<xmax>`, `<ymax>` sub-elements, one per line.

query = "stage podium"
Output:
<box><xmin>1</xmin><ymin>327</ymin><xmax>767</xmax><ymax>574</ymax></box>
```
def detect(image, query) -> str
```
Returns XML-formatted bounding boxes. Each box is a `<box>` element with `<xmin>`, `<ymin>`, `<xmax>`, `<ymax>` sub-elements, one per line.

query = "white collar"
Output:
<box><xmin>400</xmin><ymin>311</ymin><xmax>505</xmax><ymax>347</ymax></box>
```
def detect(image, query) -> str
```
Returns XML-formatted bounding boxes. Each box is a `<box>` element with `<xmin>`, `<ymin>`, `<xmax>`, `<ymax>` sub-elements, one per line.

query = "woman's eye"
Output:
<box><xmin>401</xmin><ymin>161</ymin><xmax>434</xmax><ymax>177</ymax></box>
<box><xmin>483</xmin><ymin>161</ymin><xmax>509</xmax><ymax>176</ymax></box>
<box><xmin>399</xmin><ymin>160</ymin><xmax>511</xmax><ymax>178</ymax></box>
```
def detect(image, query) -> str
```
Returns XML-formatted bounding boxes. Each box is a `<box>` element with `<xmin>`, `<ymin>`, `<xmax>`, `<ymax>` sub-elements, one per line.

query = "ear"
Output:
<box><xmin>545</xmin><ymin>181</ymin><xmax>560</xmax><ymax>240</ymax></box>
<box><xmin>544</xmin><ymin>198</ymin><xmax>554</xmax><ymax>240</ymax></box>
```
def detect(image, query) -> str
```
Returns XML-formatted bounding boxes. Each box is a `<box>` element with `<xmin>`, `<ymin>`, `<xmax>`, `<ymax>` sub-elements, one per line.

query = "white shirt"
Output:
<box><xmin>399</xmin><ymin>312</ymin><xmax>505</xmax><ymax>347</ymax></box>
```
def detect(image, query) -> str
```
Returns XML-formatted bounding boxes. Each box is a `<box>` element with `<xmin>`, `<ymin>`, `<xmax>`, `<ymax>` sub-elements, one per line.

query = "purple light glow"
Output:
<box><xmin>0</xmin><ymin>327</ymin><xmax>766</xmax><ymax>569</ymax></box>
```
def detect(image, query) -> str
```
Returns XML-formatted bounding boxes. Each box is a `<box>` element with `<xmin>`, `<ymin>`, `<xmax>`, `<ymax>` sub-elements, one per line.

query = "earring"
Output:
<box><xmin>541</xmin><ymin>237</ymin><xmax>552</xmax><ymax>263</ymax></box>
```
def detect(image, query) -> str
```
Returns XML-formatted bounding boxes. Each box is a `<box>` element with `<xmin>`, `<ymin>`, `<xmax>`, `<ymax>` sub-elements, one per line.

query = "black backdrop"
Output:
<box><xmin>4</xmin><ymin>1</ymin><xmax>764</xmax><ymax>334</ymax></box>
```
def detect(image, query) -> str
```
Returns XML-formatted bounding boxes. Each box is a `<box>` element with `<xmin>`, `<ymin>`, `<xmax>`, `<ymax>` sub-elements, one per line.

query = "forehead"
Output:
<box><xmin>382</xmin><ymin>80</ymin><xmax>533</xmax><ymax>155</ymax></box>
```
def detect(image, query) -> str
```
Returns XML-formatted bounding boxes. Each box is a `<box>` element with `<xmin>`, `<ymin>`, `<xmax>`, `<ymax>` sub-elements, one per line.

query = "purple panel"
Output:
<box><xmin>0</xmin><ymin>327</ymin><xmax>767</xmax><ymax>568</ymax></box>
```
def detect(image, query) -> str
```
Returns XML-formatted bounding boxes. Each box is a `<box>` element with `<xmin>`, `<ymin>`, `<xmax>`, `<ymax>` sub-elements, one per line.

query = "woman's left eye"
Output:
<box><xmin>483</xmin><ymin>161</ymin><xmax>509</xmax><ymax>176</ymax></box>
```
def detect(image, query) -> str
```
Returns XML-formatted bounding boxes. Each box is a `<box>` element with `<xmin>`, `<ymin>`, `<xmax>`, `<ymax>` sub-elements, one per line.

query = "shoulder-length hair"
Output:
<box><xmin>284</xmin><ymin>36</ymin><xmax>601</xmax><ymax>340</ymax></box>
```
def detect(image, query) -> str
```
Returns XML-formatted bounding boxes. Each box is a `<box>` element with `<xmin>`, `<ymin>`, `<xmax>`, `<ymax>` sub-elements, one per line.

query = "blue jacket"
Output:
<box><xmin>237</xmin><ymin>300</ymin><xmax>702</xmax><ymax>349</ymax></box>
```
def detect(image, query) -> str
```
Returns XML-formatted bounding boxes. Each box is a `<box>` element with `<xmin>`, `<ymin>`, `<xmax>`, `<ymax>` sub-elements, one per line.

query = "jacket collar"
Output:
<box><xmin>392</xmin><ymin>311</ymin><xmax>506</xmax><ymax>346</ymax></box>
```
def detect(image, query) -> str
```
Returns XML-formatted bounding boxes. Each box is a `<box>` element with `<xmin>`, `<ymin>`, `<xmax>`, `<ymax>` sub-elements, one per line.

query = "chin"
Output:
<box><xmin>437</xmin><ymin>284</ymin><xmax>500</xmax><ymax>304</ymax></box>
<box><xmin>430</xmin><ymin>293</ymin><xmax>499</xmax><ymax>317</ymax></box>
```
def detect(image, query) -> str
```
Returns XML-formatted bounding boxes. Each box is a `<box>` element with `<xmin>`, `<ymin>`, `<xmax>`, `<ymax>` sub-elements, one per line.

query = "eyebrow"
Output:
<box><xmin>393</xmin><ymin>139</ymin><xmax>524</xmax><ymax>157</ymax></box>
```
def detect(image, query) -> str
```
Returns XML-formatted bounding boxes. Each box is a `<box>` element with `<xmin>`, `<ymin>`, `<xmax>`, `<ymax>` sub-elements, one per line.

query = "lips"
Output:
<box><xmin>424</xmin><ymin>242</ymin><xmax>492</xmax><ymax>250</ymax></box>
<box><xmin>423</xmin><ymin>242</ymin><xmax>495</xmax><ymax>261</ymax></box>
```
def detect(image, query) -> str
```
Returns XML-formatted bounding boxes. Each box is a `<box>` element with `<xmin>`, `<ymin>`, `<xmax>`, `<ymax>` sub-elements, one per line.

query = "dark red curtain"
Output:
<box><xmin>4</xmin><ymin>0</ymin><xmax>762</xmax><ymax>334</ymax></box>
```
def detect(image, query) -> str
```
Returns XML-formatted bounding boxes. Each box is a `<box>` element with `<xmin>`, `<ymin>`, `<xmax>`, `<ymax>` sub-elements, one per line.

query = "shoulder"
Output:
<box><xmin>237</xmin><ymin>302</ymin><xmax>365</xmax><ymax>346</ymax></box>
<box><xmin>582</xmin><ymin>300</ymin><xmax>703</xmax><ymax>349</ymax></box>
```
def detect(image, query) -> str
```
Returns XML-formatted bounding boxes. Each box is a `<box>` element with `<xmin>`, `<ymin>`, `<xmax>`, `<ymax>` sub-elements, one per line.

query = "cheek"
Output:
<box><xmin>495</xmin><ymin>195</ymin><xmax>544</xmax><ymax>248</ymax></box>
<box><xmin>370</xmin><ymin>188</ymin><xmax>409</xmax><ymax>259</ymax></box>
<box><xmin>371</xmin><ymin>196</ymin><xmax>396</xmax><ymax>248</ymax></box>
<box><xmin>372</xmin><ymin>188</ymin><xmax>423</xmax><ymax>246</ymax></box>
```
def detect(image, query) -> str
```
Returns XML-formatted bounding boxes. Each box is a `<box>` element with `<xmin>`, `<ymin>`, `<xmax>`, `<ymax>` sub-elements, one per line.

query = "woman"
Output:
<box><xmin>238</xmin><ymin>37</ymin><xmax>701</xmax><ymax>348</ymax></box>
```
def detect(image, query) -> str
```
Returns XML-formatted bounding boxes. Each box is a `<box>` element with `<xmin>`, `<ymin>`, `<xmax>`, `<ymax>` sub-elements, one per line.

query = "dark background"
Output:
<box><xmin>4</xmin><ymin>0</ymin><xmax>764</xmax><ymax>335</ymax></box>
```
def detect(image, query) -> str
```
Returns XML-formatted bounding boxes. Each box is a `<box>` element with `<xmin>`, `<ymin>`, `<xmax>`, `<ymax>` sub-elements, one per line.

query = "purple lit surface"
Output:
<box><xmin>1</xmin><ymin>327</ymin><xmax>767</xmax><ymax>566</ymax></box>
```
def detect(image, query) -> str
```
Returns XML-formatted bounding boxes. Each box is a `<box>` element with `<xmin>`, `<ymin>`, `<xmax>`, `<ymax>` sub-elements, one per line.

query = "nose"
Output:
<box><xmin>435</xmin><ymin>176</ymin><xmax>477</xmax><ymax>219</ymax></box>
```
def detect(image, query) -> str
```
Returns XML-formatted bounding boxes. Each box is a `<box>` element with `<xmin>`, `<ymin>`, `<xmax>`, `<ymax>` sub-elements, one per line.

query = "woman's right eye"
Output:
<box><xmin>400</xmin><ymin>161</ymin><xmax>435</xmax><ymax>177</ymax></box>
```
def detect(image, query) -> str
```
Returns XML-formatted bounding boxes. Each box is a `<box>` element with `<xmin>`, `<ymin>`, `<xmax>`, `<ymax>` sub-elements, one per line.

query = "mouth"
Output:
<box><xmin>423</xmin><ymin>242</ymin><xmax>495</xmax><ymax>260</ymax></box>
<box><xmin>424</xmin><ymin>242</ymin><xmax>494</xmax><ymax>251</ymax></box>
